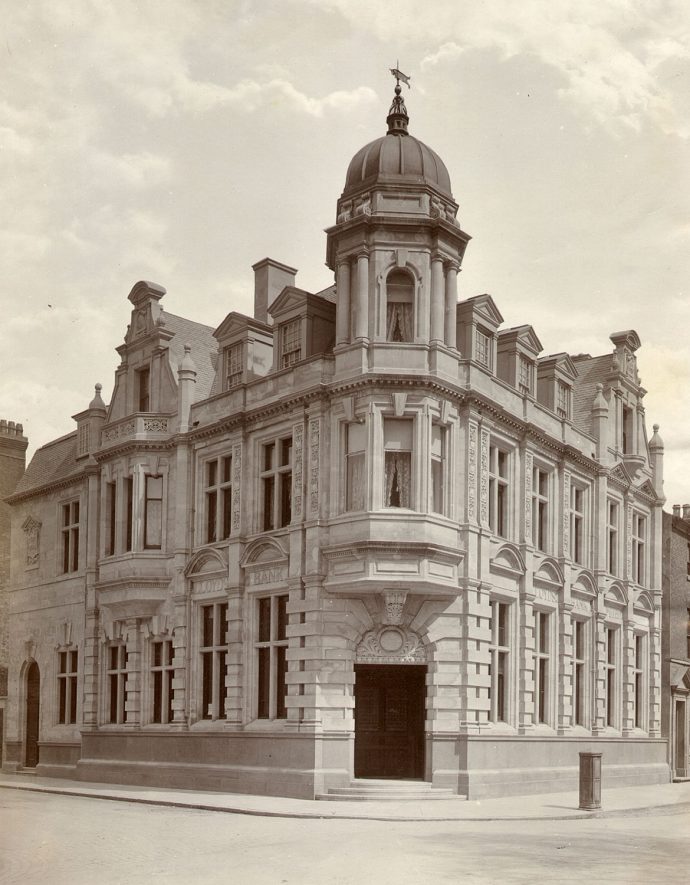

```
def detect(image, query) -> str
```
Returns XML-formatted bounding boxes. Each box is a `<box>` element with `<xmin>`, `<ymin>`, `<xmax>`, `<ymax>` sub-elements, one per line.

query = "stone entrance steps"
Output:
<box><xmin>316</xmin><ymin>779</ymin><xmax>466</xmax><ymax>802</ymax></box>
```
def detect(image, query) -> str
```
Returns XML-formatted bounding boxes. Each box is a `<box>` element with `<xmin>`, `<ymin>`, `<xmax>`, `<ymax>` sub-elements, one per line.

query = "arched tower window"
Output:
<box><xmin>386</xmin><ymin>270</ymin><xmax>414</xmax><ymax>343</ymax></box>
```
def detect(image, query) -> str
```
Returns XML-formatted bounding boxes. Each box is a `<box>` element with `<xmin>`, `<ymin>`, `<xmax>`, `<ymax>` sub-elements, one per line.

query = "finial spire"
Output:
<box><xmin>387</xmin><ymin>63</ymin><xmax>411</xmax><ymax>135</ymax></box>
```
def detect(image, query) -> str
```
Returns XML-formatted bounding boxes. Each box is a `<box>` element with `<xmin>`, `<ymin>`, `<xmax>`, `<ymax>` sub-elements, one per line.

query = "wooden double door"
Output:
<box><xmin>354</xmin><ymin>664</ymin><xmax>426</xmax><ymax>780</ymax></box>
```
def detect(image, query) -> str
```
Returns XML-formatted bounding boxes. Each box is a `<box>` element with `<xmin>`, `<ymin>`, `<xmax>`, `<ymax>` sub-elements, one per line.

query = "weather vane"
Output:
<box><xmin>389</xmin><ymin>62</ymin><xmax>411</xmax><ymax>89</ymax></box>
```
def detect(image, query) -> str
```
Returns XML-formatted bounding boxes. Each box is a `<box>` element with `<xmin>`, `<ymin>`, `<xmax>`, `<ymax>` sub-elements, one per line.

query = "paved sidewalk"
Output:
<box><xmin>1</xmin><ymin>773</ymin><xmax>690</xmax><ymax>821</ymax></box>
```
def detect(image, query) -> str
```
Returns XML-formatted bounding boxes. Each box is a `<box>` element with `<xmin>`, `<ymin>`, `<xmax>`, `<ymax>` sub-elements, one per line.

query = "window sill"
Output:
<box><xmin>244</xmin><ymin>718</ymin><xmax>290</xmax><ymax>732</ymax></box>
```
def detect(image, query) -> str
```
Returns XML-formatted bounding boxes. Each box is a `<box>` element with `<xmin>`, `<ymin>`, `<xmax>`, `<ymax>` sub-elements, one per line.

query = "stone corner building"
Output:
<box><xmin>4</xmin><ymin>89</ymin><xmax>669</xmax><ymax>799</ymax></box>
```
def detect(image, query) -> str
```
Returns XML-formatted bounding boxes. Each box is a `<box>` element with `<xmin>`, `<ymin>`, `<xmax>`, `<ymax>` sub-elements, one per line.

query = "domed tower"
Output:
<box><xmin>326</xmin><ymin>84</ymin><xmax>471</xmax><ymax>374</ymax></box>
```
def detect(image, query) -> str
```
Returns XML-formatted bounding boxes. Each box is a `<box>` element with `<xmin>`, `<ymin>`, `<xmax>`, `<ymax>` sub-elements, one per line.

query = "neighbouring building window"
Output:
<box><xmin>556</xmin><ymin>382</ymin><xmax>570</xmax><ymax>419</ymax></box>
<box><xmin>125</xmin><ymin>476</ymin><xmax>134</xmax><ymax>552</ymax></box>
<box><xmin>57</xmin><ymin>649</ymin><xmax>78</xmax><ymax>725</ymax></box>
<box><xmin>489</xmin><ymin>445</ymin><xmax>509</xmax><ymax>538</ymax></box>
<box><xmin>151</xmin><ymin>639</ymin><xmax>174</xmax><ymax>725</ymax></box>
<box><xmin>225</xmin><ymin>341</ymin><xmax>244</xmax><ymax>389</ymax></box>
<box><xmin>430</xmin><ymin>424</ymin><xmax>446</xmax><ymax>515</ymax></box>
<box><xmin>489</xmin><ymin>601</ymin><xmax>510</xmax><ymax>723</ymax></box>
<box><xmin>280</xmin><ymin>319</ymin><xmax>301</xmax><ymax>368</ymax></box>
<box><xmin>105</xmin><ymin>481</ymin><xmax>117</xmax><ymax>557</ymax></box>
<box><xmin>61</xmin><ymin>501</ymin><xmax>80</xmax><ymax>574</ymax></box>
<box><xmin>204</xmin><ymin>456</ymin><xmax>233</xmax><ymax>543</ymax></box>
<box><xmin>570</xmin><ymin>485</ymin><xmax>585</xmax><ymax>565</ymax></box>
<box><xmin>144</xmin><ymin>475</ymin><xmax>163</xmax><ymax>549</ymax></box>
<box><xmin>535</xmin><ymin>611</ymin><xmax>551</xmax><ymax>725</ymax></box>
<box><xmin>532</xmin><ymin>468</ymin><xmax>549</xmax><ymax>552</ymax></box>
<box><xmin>475</xmin><ymin>328</ymin><xmax>491</xmax><ymax>368</ymax></box>
<box><xmin>605</xmin><ymin>627</ymin><xmax>618</xmax><ymax>728</ymax></box>
<box><xmin>200</xmin><ymin>602</ymin><xmax>228</xmax><ymax>721</ymax></box>
<box><xmin>633</xmin><ymin>634</ymin><xmax>645</xmax><ymax>730</ymax></box>
<box><xmin>137</xmin><ymin>366</ymin><xmax>150</xmax><ymax>412</ymax></box>
<box><xmin>106</xmin><ymin>644</ymin><xmax>128</xmax><ymax>724</ymax></box>
<box><xmin>261</xmin><ymin>437</ymin><xmax>292</xmax><ymax>530</ymax></box>
<box><xmin>572</xmin><ymin>619</ymin><xmax>587</xmax><ymax>727</ymax></box>
<box><xmin>518</xmin><ymin>357</ymin><xmax>532</xmax><ymax>395</ymax></box>
<box><xmin>256</xmin><ymin>594</ymin><xmax>288</xmax><ymax>720</ymax></box>
<box><xmin>607</xmin><ymin>500</ymin><xmax>619</xmax><ymax>576</ymax></box>
<box><xmin>386</xmin><ymin>270</ymin><xmax>414</xmax><ymax>343</ymax></box>
<box><xmin>383</xmin><ymin>418</ymin><xmax>413</xmax><ymax>509</ymax></box>
<box><xmin>631</xmin><ymin>513</ymin><xmax>646</xmax><ymax>585</ymax></box>
<box><xmin>345</xmin><ymin>423</ymin><xmax>366</xmax><ymax>512</ymax></box>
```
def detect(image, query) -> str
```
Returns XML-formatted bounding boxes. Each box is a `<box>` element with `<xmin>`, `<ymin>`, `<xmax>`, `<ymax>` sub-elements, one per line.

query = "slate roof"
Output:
<box><xmin>571</xmin><ymin>353</ymin><xmax>612</xmax><ymax>436</ymax></box>
<box><xmin>161</xmin><ymin>311</ymin><xmax>218</xmax><ymax>402</ymax></box>
<box><xmin>11</xmin><ymin>431</ymin><xmax>81</xmax><ymax>499</ymax></box>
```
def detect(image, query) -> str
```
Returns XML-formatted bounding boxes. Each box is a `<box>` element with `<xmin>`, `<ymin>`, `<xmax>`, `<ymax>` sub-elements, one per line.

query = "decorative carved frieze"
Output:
<box><xmin>232</xmin><ymin>442</ymin><xmax>242</xmax><ymax>531</ymax></box>
<box><xmin>524</xmin><ymin>450</ymin><xmax>533</xmax><ymax>542</ymax></box>
<box><xmin>479</xmin><ymin>428</ymin><xmax>490</xmax><ymax>526</ymax></box>
<box><xmin>309</xmin><ymin>418</ymin><xmax>320</xmax><ymax>515</ymax></box>
<box><xmin>356</xmin><ymin>627</ymin><xmax>426</xmax><ymax>663</ymax></box>
<box><xmin>142</xmin><ymin>418</ymin><xmax>168</xmax><ymax>433</ymax></box>
<box><xmin>562</xmin><ymin>470</ymin><xmax>571</xmax><ymax>558</ymax></box>
<box><xmin>468</xmin><ymin>421</ymin><xmax>478</xmax><ymax>521</ymax></box>
<box><xmin>292</xmin><ymin>422</ymin><xmax>304</xmax><ymax>521</ymax></box>
<box><xmin>21</xmin><ymin>516</ymin><xmax>41</xmax><ymax>567</ymax></box>
<box><xmin>383</xmin><ymin>591</ymin><xmax>407</xmax><ymax>625</ymax></box>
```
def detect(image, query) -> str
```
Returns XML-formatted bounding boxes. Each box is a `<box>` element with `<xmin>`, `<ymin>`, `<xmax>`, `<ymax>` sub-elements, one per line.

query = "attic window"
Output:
<box><xmin>280</xmin><ymin>319</ymin><xmax>301</xmax><ymax>368</ymax></box>
<box><xmin>225</xmin><ymin>342</ymin><xmax>244</xmax><ymax>389</ymax></box>
<box><xmin>556</xmin><ymin>382</ymin><xmax>570</xmax><ymax>419</ymax></box>
<box><xmin>518</xmin><ymin>357</ymin><xmax>532</xmax><ymax>395</ymax></box>
<box><xmin>137</xmin><ymin>366</ymin><xmax>150</xmax><ymax>412</ymax></box>
<box><xmin>475</xmin><ymin>328</ymin><xmax>491</xmax><ymax>369</ymax></box>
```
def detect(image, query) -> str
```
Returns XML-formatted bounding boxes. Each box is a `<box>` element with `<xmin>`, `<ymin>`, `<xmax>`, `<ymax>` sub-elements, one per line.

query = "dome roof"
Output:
<box><xmin>342</xmin><ymin>85</ymin><xmax>453</xmax><ymax>199</ymax></box>
<box><xmin>344</xmin><ymin>134</ymin><xmax>452</xmax><ymax>198</ymax></box>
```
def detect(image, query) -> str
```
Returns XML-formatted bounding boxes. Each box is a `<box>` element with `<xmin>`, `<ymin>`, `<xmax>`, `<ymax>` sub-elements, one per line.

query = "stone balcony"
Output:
<box><xmin>99</xmin><ymin>414</ymin><xmax>173</xmax><ymax>449</ymax></box>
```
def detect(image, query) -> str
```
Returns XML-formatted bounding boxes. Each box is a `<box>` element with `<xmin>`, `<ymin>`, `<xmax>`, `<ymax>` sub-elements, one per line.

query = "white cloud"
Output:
<box><xmin>90</xmin><ymin>151</ymin><xmax>173</xmax><ymax>188</ymax></box>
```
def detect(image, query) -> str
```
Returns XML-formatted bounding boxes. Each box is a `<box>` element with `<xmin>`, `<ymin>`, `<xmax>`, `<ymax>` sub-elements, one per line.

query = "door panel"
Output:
<box><xmin>354</xmin><ymin>664</ymin><xmax>425</xmax><ymax>779</ymax></box>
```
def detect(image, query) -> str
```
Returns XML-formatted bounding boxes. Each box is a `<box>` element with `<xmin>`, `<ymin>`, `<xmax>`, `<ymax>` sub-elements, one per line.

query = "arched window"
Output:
<box><xmin>386</xmin><ymin>270</ymin><xmax>414</xmax><ymax>342</ymax></box>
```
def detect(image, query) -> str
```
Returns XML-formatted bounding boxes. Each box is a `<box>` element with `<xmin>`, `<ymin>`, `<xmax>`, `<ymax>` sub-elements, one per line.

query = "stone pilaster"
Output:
<box><xmin>170</xmin><ymin>594</ymin><xmax>188</xmax><ymax>728</ymax></box>
<box><xmin>518</xmin><ymin>593</ymin><xmax>536</xmax><ymax>731</ymax></box>
<box><xmin>224</xmin><ymin>588</ymin><xmax>242</xmax><ymax>725</ymax></box>
<box><xmin>123</xmin><ymin>618</ymin><xmax>141</xmax><ymax>726</ymax></box>
<box><xmin>557</xmin><ymin>601</ymin><xmax>574</xmax><ymax>733</ymax></box>
<box><xmin>592</xmin><ymin>610</ymin><xmax>608</xmax><ymax>734</ymax></box>
<box><xmin>81</xmin><ymin>606</ymin><xmax>100</xmax><ymax>728</ymax></box>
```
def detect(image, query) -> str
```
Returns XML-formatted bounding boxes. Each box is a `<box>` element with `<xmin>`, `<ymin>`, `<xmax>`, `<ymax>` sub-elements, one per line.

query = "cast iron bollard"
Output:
<box><xmin>579</xmin><ymin>751</ymin><xmax>602</xmax><ymax>810</ymax></box>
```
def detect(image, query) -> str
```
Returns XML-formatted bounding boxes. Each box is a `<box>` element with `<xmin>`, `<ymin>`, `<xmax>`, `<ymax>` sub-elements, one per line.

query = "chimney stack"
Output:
<box><xmin>252</xmin><ymin>258</ymin><xmax>297</xmax><ymax>325</ymax></box>
<box><xmin>683</xmin><ymin>505</ymin><xmax>690</xmax><ymax>520</ymax></box>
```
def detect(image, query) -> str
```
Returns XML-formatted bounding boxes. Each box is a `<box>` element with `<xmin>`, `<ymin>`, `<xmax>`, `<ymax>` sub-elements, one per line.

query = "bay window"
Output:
<box><xmin>383</xmin><ymin>418</ymin><xmax>412</xmax><ymax>509</ymax></box>
<box><xmin>345</xmin><ymin>423</ymin><xmax>366</xmax><ymax>512</ymax></box>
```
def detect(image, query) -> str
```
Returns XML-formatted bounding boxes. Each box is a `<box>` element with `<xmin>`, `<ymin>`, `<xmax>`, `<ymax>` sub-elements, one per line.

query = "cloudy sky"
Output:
<box><xmin>2</xmin><ymin>1</ymin><xmax>689</xmax><ymax>502</ymax></box>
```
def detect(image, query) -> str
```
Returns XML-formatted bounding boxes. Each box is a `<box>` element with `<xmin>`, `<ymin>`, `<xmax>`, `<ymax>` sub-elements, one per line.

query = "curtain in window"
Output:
<box><xmin>384</xmin><ymin>452</ymin><xmax>411</xmax><ymax>507</ymax></box>
<box><xmin>386</xmin><ymin>302</ymin><xmax>413</xmax><ymax>342</ymax></box>
<box><xmin>347</xmin><ymin>452</ymin><xmax>365</xmax><ymax>511</ymax></box>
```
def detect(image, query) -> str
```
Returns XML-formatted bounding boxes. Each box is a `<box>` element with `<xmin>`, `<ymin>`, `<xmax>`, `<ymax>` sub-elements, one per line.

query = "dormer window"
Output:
<box><xmin>386</xmin><ymin>270</ymin><xmax>414</xmax><ymax>343</ymax></box>
<box><xmin>518</xmin><ymin>357</ymin><xmax>532</xmax><ymax>395</ymax></box>
<box><xmin>622</xmin><ymin>405</ymin><xmax>633</xmax><ymax>453</ymax></box>
<box><xmin>280</xmin><ymin>319</ymin><xmax>301</xmax><ymax>368</ymax></box>
<box><xmin>137</xmin><ymin>366</ymin><xmax>150</xmax><ymax>412</ymax></box>
<box><xmin>475</xmin><ymin>328</ymin><xmax>491</xmax><ymax>368</ymax></box>
<box><xmin>556</xmin><ymin>382</ymin><xmax>570</xmax><ymax>419</ymax></box>
<box><xmin>225</xmin><ymin>342</ymin><xmax>244</xmax><ymax>389</ymax></box>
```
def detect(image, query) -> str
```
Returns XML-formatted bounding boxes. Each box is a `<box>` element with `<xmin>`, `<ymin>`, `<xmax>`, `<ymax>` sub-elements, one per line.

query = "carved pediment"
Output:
<box><xmin>634</xmin><ymin>589</ymin><xmax>654</xmax><ymax>614</ymax></box>
<box><xmin>533</xmin><ymin>557</ymin><xmax>564</xmax><ymax>588</ymax></box>
<box><xmin>604</xmin><ymin>581</ymin><xmax>627</xmax><ymax>607</ymax></box>
<box><xmin>185</xmin><ymin>547</ymin><xmax>228</xmax><ymax>579</ymax></box>
<box><xmin>490</xmin><ymin>543</ymin><xmax>526</xmax><ymax>577</ymax></box>
<box><xmin>571</xmin><ymin>570</ymin><xmax>597</xmax><ymax>597</ymax></box>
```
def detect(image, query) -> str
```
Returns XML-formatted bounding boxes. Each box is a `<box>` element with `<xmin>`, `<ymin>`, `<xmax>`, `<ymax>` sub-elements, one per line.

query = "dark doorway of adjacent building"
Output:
<box><xmin>25</xmin><ymin>662</ymin><xmax>40</xmax><ymax>768</ymax></box>
<box><xmin>354</xmin><ymin>664</ymin><xmax>426</xmax><ymax>779</ymax></box>
<box><xmin>675</xmin><ymin>699</ymin><xmax>687</xmax><ymax>778</ymax></box>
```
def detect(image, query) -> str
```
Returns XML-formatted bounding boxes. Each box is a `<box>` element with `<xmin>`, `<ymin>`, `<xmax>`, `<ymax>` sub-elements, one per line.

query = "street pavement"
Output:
<box><xmin>1</xmin><ymin>772</ymin><xmax>690</xmax><ymax>821</ymax></box>
<box><xmin>0</xmin><ymin>785</ymin><xmax>688</xmax><ymax>884</ymax></box>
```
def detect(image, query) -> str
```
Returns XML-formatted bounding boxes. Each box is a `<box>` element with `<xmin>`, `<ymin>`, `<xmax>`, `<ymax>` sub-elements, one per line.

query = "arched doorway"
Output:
<box><xmin>354</xmin><ymin>626</ymin><xmax>427</xmax><ymax>780</ymax></box>
<box><xmin>25</xmin><ymin>662</ymin><xmax>40</xmax><ymax>768</ymax></box>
